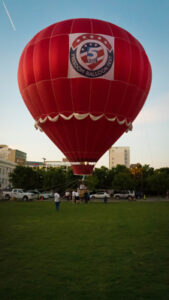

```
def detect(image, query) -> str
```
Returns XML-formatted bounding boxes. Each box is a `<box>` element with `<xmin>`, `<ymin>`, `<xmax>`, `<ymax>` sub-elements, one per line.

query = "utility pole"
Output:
<box><xmin>42</xmin><ymin>158</ymin><xmax>46</xmax><ymax>169</ymax></box>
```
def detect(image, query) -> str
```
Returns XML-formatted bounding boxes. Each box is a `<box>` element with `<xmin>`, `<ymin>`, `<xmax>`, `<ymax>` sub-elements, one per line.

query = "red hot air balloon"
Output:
<box><xmin>18</xmin><ymin>18</ymin><xmax>152</xmax><ymax>175</ymax></box>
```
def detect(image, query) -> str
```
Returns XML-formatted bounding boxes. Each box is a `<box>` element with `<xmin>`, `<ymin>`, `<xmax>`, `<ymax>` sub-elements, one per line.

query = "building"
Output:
<box><xmin>0</xmin><ymin>145</ymin><xmax>26</xmax><ymax>165</ymax></box>
<box><xmin>45</xmin><ymin>160</ymin><xmax>71</xmax><ymax>168</ymax></box>
<box><xmin>0</xmin><ymin>159</ymin><xmax>16</xmax><ymax>189</ymax></box>
<box><xmin>109</xmin><ymin>146</ymin><xmax>130</xmax><ymax>169</ymax></box>
<box><xmin>26</xmin><ymin>161</ymin><xmax>44</xmax><ymax>168</ymax></box>
<box><xmin>26</xmin><ymin>159</ymin><xmax>71</xmax><ymax>169</ymax></box>
<box><xmin>0</xmin><ymin>145</ymin><xmax>9</xmax><ymax>161</ymax></box>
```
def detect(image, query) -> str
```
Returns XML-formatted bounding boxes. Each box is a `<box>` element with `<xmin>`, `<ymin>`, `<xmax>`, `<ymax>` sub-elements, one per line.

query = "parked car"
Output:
<box><xmin>90</xmin><ymin>191</ymin><xmax>110</xmax><ymax>199</ymax></box>
<box><xmin>113</xmin><ymin>190</ymin><xmax>135</xmax><ymax>200</ymax></box>
<box><xmin>26</xmin><ymin>190</ymin><xmax>40</xmax><ymax>199</ymax></box>
<box><xmin>39</xmin><ymin>191</ymin><xmax>54</xmax><ymax>200</ymax></box>
<box><xmin>2</xmin><ymin>189</ymin><xmax>35</xmax><ymax>201</ymax></box>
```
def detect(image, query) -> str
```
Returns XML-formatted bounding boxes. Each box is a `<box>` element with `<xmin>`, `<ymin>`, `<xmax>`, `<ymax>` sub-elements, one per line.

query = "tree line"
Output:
<box><xmin>9</xmin><ymin>164</ymin><xmax>169</xmax><ymax>196</ymax></box>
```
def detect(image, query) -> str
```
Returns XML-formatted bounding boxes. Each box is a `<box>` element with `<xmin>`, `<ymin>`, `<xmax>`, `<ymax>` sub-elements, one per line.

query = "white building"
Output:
<box><xmin>45</xmin><ymin>161</ymin><xmax>71</xmax><ymax>168</ymax></box>
<box><xmin>26</xmin><ymin>160</ymin><xmax>71</xmax><ymax>169</ymax></box>
<box><xmin>0</xmin><ymin>160</ymin><xmax>16</xmax><ymax>189</ymax></box>
<box><xmin>109</xmin><ymin>147</ymin><xmax>130</xmax><ymax>169</ymax></box>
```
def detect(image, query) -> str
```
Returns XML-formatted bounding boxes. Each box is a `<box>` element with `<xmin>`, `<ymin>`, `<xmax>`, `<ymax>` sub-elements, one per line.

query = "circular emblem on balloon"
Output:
<box><xmin>70</xmin><ymin>34</ymin><xmax>114</xmax><ymax>78</ymax></box>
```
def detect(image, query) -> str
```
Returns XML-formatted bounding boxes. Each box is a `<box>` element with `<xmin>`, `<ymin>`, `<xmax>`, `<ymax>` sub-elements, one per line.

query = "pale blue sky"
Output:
<box><xmin>0</xmin><ymin>0</ymin><xmax>169</xmax><ymax>168</ymax></box>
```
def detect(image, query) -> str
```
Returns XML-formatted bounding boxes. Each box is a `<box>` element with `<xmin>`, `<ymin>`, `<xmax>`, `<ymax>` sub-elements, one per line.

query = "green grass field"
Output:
<box><xmin>0</xmin><ymin>201</ymin><xmax>169</xmax><ymax>300</ymax></box>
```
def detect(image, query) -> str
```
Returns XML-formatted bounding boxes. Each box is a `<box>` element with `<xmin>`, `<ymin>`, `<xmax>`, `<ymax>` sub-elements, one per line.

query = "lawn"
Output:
<box><xmin>0</xmin><ymin>201</ymin><xmax>169</xmax><ymax>300</ymax></box>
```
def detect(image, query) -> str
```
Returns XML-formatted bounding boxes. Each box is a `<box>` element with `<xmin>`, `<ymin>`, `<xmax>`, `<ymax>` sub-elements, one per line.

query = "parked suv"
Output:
<box><xmin>113</xmin><ymin>190</ymin><xmax>135</xmax><ymax>200</ymax></box>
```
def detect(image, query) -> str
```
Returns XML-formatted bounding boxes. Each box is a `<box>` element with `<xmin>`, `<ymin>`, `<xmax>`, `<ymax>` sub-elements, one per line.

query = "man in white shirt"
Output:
<box><xmin>75</xmin><ymin>191</ymin><xmax>80</xmax><ymax>204</ymax></box>
<box><xmin>54</xmin><ymin>192</ymin><xmax>60</xmax><ymax>211</ymax></box>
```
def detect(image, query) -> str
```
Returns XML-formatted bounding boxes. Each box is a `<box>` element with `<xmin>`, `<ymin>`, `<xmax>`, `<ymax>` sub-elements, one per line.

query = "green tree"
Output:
<box><xmin>9</xmin><ymin>166</ymin><xmax>38</xmax><ymax>190</ymax></box>
<box><xmin>93</xmin><ymin>166</ymin><xmax>110</xmax><ymax>189</ymax></box>
<box><xmin>105</xmin><ymin>168</ymin><xmax>116</xmax><ymax>188</ymax></box>
<box><xmin>141</xmin><ymin>164</ymin><xmax>154</xmax><ymax>193</ymax></box>
<box><xmin>147</xmin><ymin>172</ymin><xmax>169</xmax><ymax>196</ymax></box>
<box><xmin>113</xmin><ymin>172</ymin><xmax>134</xmax><ymax>191</ymax></box>
<box><xmin>43</xmin><ymin>167</ymin><xmax>66</xmax><ymax>193</ymax></box>
<box><xmin>35</xmin><ymin>168</ymin><xmax>46</xmax><ymax>191</ymax></box>
<box><xmin>130</xmin><ymin>163</ymin><xmax>143</xmax><ymax>191</ymax></box>
<box><xmin>86</xmin><ymin>175</ymin><xmax>99</xmax><ymax>191</ymax></box>
<box><xmin>130</xmin><ymin>164</ymin><xmax>154</xmax><ymax>193</ymax></box>
<box><xmin>65</xmin><ymin>167</ymin><xmax>81</xmax><ymax>191</ymax></box>
<box><xmin>115</xmin><ymin>164</ymin><xmax>129</xmax><ymax>174</ymax></box>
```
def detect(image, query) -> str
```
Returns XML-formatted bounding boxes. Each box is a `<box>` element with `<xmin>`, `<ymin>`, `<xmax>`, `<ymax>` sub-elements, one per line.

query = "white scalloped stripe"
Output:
<box><xmin>34</xmin><ymin>113</ymin><xmax>133</xmax><ymax>131</ymax></box>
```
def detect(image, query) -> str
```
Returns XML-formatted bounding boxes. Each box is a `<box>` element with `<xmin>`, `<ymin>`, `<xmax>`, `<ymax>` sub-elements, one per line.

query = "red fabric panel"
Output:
<box><xmin>71</xmin><ymin>78</ymin><xmax>91</xmax><ymax>113</ymax></box>
<box><xmin>52</xmin><ymin>19</ymin><xmax>73</xmax><ymax>35</ymax></box>
<box><xmin>115</xmin><ymin>37</ymin><xmax>152</xmax><ymax>94</ymax></box>
<box><xmin>133</xmin><ymin>91</ymin><xmax>148</xmax><ymax>121</ymax></box>
<box><xmin>36</xmin><ymin>81</ymin><xmax>58</xmax><ymax>115</ymax></box>
<box><xmin>25</xmin><ymin>84</ymin><xmax>48</xmax><ymax>119</ymax></box>
<box><xmin>106</xmin><ymin>81</ymin><xmax>128</xmax><ymax>117</ymax></box>
<box><xmin>33</xmin><ymin>39</ymin><xmax>50</xmax><ymax>82</ymax></box>
<box><xmin>140</xmin><ymin>54</ymin><xmax>152</xmax><ymax>92</ymax></box>
<box><xmin>84</xmin><ymin>119</ymin><xmax>126</xmax><ymax>160</ymax></box>
<box><xmin>21</xmin><ymin>88</ymin><xmax>39</xmax><ymax>120</ymax></box>
<box><xmin>91</xmin><ymin>19</ymin><xmax>112</xmax><ymax>35</ymax></box>
<box><xmin>121</xmin><ymin>86</ymin><xmax>145</xmax><ymax>121</ymax></box>
<box><xmin>50</xmin><ymin>35</ymin><xmax>68</xmax><ymax>78</ymax></box>
<box><xmin>23</xmin><ymin>44</ymin><xmax>35</xmax><ymax>88</ymax></box>
<box><xmin>52</xmin><ymin>79</ymin><xmax>72</xmax><ymax>114</ymax></box>
<box><xmin>40</xmin><ymin>123</ymin><xmax>66</xmax><ymax>155</ymax></box>
<box><xmin>18</xmin><ymin>52</ymin><xmax>27</xmax><ymax>91</ymax></box>
<box><xmin>90</xmin><ymin>79</ymin><xmax>110</xmax><ymax>114</ymax></box>
<box><xmin>109</xmin><ymin>22</ymin><xmax>130</xmax><ymax>40</ymax></box>
<box><xmin>129</xmin><ymin>43</ymin><xmax>144</xmax><ymax>89</ymax></box>
<box><xmin>71</xmin><ymin>18</ymin><xmax>92</xmax><ymax>33</ymax></box>
<box><xmin>114</xmin><ymin>38</ymin><xmax>132</xmax><ymax>84</ymax></box>
<box><xmin>109</xmin><ymin>22</ymin><xmax>140</xmax><ymax>47</ymax></box>
<box><xmin>30</xmin><ymin>24</ymin><xmax>55</xmax><ymax>45</ymax></box>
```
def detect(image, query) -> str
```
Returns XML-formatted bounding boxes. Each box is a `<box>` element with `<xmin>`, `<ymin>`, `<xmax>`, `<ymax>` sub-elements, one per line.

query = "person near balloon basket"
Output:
<box><xmin>54</xmin><ymin>192</ymin><xmax>60</xmax><ymax>211</ymax></box>
<box><xmin>65</xmin><ymin>191</ymin><xmax>70</xmax><ymax>201</ymax></box>
<box><xmin>72</xmin><ymin>190</ymin><xmax>76</xmax><ymax>204</ymax></box>
<box><xmin>75</xmin><ymin>191</ymin><xmax>80</xmax><ymax>204</ymax></box>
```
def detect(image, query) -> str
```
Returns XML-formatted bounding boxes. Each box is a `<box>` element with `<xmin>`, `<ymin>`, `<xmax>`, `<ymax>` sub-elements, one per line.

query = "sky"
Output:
<box><xmin>0</xmin><ymin>0</ymin><xmax>169</xmax><ymax>169</ymax></box>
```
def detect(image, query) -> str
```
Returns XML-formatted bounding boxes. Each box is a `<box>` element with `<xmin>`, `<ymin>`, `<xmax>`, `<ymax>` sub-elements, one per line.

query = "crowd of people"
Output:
<box><xmin>64</xmin><ymin>190</ymin><xmax>90</xmax><ymax>204</ymax></box>
<box><xmin>54</xmin><ymin>190</ymin><xmax>90</xmax><ymax>211</ymax></box>
<box><xmin>54</xmin><ymin>190</ymin><xmax>108</xmax><ymax>211</ymax></box>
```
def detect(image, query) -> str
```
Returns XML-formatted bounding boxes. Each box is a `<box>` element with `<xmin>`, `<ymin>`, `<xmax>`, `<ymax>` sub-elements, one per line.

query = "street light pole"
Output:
<box><xmin>42</xmin><ymin>158</ymin><xmax>46</xmax><ymax>169</ymax></box>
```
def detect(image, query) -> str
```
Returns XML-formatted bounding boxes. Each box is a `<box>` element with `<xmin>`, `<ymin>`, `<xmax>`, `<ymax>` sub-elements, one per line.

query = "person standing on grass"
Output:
<box><xmin>104</xmin><ymin>192</ymin><xmax>108</xmax><ymax>204</ymax></box>
<box><xmin>54</xmin><ymin>191</ymin><xmax>60</xmax><ymax>211</ymax></box>
<box><xmin>75</xmin><ymin>191</ymin><xmax>80</xmax><ymax>204</ymax></box>
<box><xmin>84</xmin><ymin>191</ymin><xmax>89</xmax><ymax>203</ymax></box>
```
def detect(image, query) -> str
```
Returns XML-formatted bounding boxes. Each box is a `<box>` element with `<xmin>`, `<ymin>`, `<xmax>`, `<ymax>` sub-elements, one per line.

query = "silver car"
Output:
<box><xmin>90</xmin><ymin>192</ymin><xmax>110</xmax><ymax>199</ymax></box>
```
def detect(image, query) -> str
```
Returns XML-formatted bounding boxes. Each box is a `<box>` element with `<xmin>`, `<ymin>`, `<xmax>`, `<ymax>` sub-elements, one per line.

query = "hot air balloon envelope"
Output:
<box><xmin>18</xmin><ymin>18</ymin><xmax>152</xmax><ymax>175</ymax></box>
